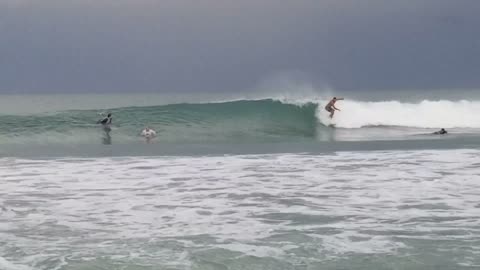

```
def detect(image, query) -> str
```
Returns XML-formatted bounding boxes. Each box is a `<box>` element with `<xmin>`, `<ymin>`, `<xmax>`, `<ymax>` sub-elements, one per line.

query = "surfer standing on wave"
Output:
<box><xmin>325</xmin><ymin>97</ymin><xmax>344</xmax><ymax>118</ymax></box>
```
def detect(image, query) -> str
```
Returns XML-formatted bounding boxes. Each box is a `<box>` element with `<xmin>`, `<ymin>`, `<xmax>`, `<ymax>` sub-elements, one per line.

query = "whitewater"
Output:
<box><xmin>2</xmin><ymin>150</ymin><xmax>480</xmax><ymax>269</ymax></box>
<box><xmin>1</xmin><ymin>93</ymin><xmax>480</xmax><ymax>270</ymax></box>
<box><xmin>321</xmin><ymin>99</ymin><xmax>480</xmax><ymax>129</ymax></box>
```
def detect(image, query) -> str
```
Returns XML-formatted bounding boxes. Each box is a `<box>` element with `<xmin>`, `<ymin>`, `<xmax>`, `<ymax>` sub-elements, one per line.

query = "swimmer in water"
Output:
<box><xmin>433</xmin><ymin>128</ymin><xmax>447</xmax><ymax>135</ymax></box>
<box><xmin>96</xmin><ymin>113</ymin><xmax>113</xmax><ymax>144</ymax></box>
<box><xmin>97</xmin><ymin>113</ymin><xmax>112</xmax><ymax>126</ymax></box>
<box><xmin>141</xmin><ymin>127</ymin><xmax>157</xmax><ymax>143</ymax></box>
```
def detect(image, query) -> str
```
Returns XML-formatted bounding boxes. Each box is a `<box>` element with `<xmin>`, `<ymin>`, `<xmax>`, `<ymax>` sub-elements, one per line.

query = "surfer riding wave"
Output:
<box><xmin>325</xmin><ymin>97</ymin><xmax>344</xmax><ymax>118</ymax></box>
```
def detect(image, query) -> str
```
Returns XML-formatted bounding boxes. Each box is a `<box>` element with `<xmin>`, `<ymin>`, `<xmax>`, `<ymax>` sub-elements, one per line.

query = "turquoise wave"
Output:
<box><xmin>0</xmin><ymin>99</ymin><xmax>320</xmax><ymax>144</ymax></box>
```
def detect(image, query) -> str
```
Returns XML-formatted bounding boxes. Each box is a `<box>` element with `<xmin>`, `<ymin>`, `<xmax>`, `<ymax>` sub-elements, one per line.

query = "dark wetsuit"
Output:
<box><xmin>97</xmin><ymin>115</ymin><xmax>112</xmax><ymax>133</ymax></box>
<box><xmin>99</xmin><ymin>117</ymin><xmax>112</xmax><ymax>125</ymax></box>
<box><xmin>433</xmin><ymin>129</ymin><xmax>447</xmax><ymax>135</ymax></box>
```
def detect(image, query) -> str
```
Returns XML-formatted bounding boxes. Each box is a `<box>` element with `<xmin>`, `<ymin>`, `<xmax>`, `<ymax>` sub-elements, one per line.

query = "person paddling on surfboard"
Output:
<box><xmin>325</xmin><ymin>97</ymin><xmax>344</xmax><ymax>118</ymax></box>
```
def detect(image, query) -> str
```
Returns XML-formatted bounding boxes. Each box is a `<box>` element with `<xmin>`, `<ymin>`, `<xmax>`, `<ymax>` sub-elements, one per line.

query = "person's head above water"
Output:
<box><xmin>434</xmin><ymin>128</ymin><xmax>447</xmax><ymax>134</ymax></box>
<box><xmin>107</xmin><ymin>113</ymin><xmax>112</xmax><ymax>117</ymax></box>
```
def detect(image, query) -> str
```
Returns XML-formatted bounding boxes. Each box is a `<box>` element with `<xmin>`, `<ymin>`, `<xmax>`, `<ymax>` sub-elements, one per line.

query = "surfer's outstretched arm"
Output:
<box><xmin>333</xmin><ymin>98</ymin><xmax>343</xmax><ymax>111</ymax></box>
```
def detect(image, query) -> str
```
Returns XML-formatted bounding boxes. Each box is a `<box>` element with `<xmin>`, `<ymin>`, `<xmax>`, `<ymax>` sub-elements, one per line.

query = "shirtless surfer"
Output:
<box><xmin>325</xmin><ymin>97</ymin><xmax>344</xmax><ymax>118</ymax></box>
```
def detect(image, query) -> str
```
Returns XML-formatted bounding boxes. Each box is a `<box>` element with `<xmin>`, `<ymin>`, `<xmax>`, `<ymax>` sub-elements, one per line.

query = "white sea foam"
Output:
<box><xmin>1</xmin><ymin>150</ymin><xmax>480</xmax><ymax>269</ymax></box>
<box><xmin>317</xmin><ymin>99</ymin><xmax>480</xmax><ymax>129</ymax></box>
<box><xmin>0</xmin><ymin>257</ymin><xmax>33</xmax><ymax>270</ymax></box>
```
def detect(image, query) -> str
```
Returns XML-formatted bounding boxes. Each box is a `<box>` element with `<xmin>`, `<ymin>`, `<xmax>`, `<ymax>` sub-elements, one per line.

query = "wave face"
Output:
<box><xmin>0</xmin><ymin>98</ymin><xmax>478</xmax><ymax>145</ymax></box>
<box><xmin>0</xmin><ymin>99</ymin><xmax>318</xmax><ymax>145</ymax></box>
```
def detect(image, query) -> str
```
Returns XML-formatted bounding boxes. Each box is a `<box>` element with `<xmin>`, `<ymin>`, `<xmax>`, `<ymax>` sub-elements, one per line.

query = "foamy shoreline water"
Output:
<box><xmin>1</xmin><ymin>149</ymin><xmax>480</xmax><ymax>269</ymax></box>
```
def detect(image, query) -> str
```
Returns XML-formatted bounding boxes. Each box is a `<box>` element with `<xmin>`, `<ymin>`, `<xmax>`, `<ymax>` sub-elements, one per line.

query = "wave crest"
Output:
<box><xmin>318</xmin><ymin>100</ymin><xmax>480</xmax><ymax>128</ymax></box>
<box><xmin>0</xmin><ymin>98</ymin><xmax>478</xmax><ymax>145</ymax></box>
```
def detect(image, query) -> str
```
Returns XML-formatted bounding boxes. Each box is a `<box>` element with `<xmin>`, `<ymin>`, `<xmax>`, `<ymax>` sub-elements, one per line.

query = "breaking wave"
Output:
<box><xmin>0</xmin><ymin>98</ymin><xmax>478</xmax><ymax>145</ymax></box>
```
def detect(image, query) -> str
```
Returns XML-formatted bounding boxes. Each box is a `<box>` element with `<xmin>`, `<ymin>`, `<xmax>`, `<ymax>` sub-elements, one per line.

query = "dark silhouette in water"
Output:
<box><xmin>97</xmin><ymin>113</ymin><xmax>113</xmax><ymax>126</ymax></box>
<box><xmin>433</xmin><ymin>128</ymin><xmax>447</xmax><ymax>135</ymax></box>
<box><xmin>102</xmin><ymin>132</ymin><xmax>112</xmax><ymax>145</ymax></box>
<box><xmin>97</xmin><ymin>113</ymin><xmax>113</xmax><ymax>144</ymax></box>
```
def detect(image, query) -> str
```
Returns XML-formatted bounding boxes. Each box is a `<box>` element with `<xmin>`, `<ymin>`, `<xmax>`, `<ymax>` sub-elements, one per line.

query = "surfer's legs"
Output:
<box><xmin>101</xmin><ymin>125</ymin><xmax>112</xmax><ymax>144</ymax></box>
<box><xmin>102</xmin><ymin>132</ymin><xmax>112</xmax><ymax>145</ymax></box>
<box><xmin>325</xmin><ymin>107</ymin><xmax>334</xmax><ymax>118</ymax></box>
<box><xmin>103</xmin><ymin>125</ymin><xmax>111</xmax><ymax>134</ymax></box>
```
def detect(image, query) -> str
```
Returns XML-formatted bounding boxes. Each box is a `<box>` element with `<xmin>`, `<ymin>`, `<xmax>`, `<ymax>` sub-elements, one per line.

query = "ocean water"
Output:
<box><xmin>1</xmin><ymin>92</ymin><xmax>480</xmax><ymax>269</ymax></box>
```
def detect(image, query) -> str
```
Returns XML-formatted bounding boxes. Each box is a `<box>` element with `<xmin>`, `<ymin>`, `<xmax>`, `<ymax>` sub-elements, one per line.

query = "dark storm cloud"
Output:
<box><xmin>1</xmin><ymin>0</ymin><xmax>479</xmax><ymax>93</ymax></box>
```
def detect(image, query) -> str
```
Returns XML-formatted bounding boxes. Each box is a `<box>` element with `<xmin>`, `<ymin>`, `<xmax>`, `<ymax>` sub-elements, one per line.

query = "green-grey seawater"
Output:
<box><xmin>1</xmin><ymin>93</ymin><xmax>480</xmax><ymax>270</ymax></box>
<box><xmin>0</xmin><ymin>95</ymin><xmax>479</xmax><ymax>157</ymax></box>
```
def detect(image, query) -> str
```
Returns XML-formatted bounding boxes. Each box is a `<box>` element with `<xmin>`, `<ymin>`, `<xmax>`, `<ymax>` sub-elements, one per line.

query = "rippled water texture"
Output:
<box><xmin>1</xmin><ymin>149</ymin><xmax>480</xmax><ymax>269</ymax></box>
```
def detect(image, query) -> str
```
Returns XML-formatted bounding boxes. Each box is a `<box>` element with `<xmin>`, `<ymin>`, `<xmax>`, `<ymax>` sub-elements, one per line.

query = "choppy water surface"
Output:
<box><xmin>1</xmin><ymin>149</ymin><xmax>480</xmax><ymax>269</ymax></box>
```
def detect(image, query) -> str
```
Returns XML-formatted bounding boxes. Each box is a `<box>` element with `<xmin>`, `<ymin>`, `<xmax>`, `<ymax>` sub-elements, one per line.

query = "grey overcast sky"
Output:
<box><xmin>1</xmin><ymin>0</ymin><xmax>479</xmax><ymax>93</ymax></box>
